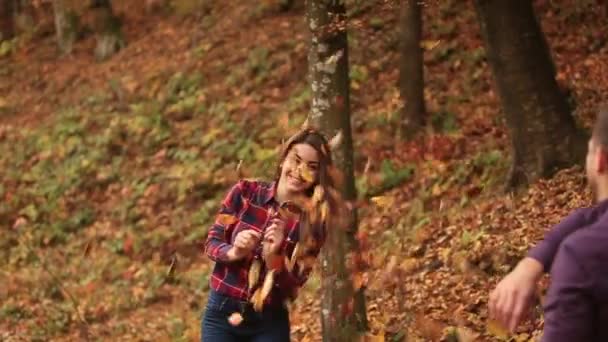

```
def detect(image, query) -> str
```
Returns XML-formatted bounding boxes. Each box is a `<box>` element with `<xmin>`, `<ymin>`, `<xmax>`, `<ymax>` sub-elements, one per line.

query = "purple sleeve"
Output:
<box><xmin>527</xmin><ymin>209</ymin><xmax>587</xmax><ymax>272</ymax></box>
<box><xmin>541</xmin><ymin>242</ymin><xmax>595</xmax><ymax>342</ymax></box>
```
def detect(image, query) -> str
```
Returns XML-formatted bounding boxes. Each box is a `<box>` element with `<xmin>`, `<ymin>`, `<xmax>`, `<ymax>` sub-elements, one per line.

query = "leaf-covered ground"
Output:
<box><xmin>1</xmin><ymin>0</ymin><xmax>607</xmax><ymax>341</ymax></box>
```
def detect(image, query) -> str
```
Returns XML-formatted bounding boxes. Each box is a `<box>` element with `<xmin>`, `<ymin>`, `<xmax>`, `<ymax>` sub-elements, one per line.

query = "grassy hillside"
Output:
<box><xmin>1</xmin><ymin>0</ymin><xmax>607</xmax><ymax>341</ymax></box>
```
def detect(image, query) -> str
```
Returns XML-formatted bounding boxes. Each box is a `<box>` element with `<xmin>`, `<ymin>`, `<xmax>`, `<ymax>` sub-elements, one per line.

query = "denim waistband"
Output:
<box><xmin>207</xmin><ymin>289</ymin><xmax>286</xmax><ymax>314</ymax></box>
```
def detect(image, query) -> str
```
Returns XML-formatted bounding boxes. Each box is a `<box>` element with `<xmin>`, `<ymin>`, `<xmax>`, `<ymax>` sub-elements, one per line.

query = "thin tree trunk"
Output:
<box><xmin>53</xmin><ymin>0</ymin><xmax>78</xmax><ymax>54</ymax></box>
<box><xmin>474</xmin><ymin>0</ymin><xmax>587</xmax><ymax>189</ymax></box>
<box><xmin>306</xmin><ymin>1</ymin><xmax>367</xmax><ymax>341</ymax></box>
<box><xmin>399</xmin><ymin>0</ymin><xmax>425</xmax><ymax>139</ymax></box>
<box><xmin>0</xmin><ymin>0</ymin><xmax>15</xmax><ymax>40</ymax></box>
<box><xmin>91</xmin><ymin>0</ymin><xmax>124</xmax><ymax>61</ymax></box>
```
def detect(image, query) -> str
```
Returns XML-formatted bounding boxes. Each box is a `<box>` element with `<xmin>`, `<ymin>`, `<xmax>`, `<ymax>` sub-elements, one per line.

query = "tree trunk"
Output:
<box><xmin>53</xmin><ymin>0</ymin><xmax>78</xmax><ymax>54</ymax></box>
<box><xmin>0</xmin><ymin>0</ymin><xmax>15</xmax><ymax>41</ymax></box>
<box><xmin>474</xmin><ymin>0</ymin><xmax>587</xmax><ymax>189</ymax></box>
<box><xmin>91</xmin><ymin>0</ymin><xmax>124</xmax><ymax>61</ymax></box>
<box><xmin>306</xmin><ymin>1</ymin><xmax>367</xmax><ymax>341</ymax></box>
<box><xmin>399</xmin><ymin>0</ymin><xmax>425</xmax><ymax>139</ymax></box>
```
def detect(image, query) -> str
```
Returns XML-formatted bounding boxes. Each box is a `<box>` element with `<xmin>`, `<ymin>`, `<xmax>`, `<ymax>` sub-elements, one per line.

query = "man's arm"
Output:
<box><xmin>541</xmin><ymin>242</ymin><xmax>595</xmax><ymax>342</ymax></box>
<box><xmin>489</xmin><ymin>208</ymin><xmax>590</xmax><ymax>331</ymax></box>
<box><xmin>528</xmin><ymin>209</ymin><xmax>588</xmax><ymax>272</ymax></box>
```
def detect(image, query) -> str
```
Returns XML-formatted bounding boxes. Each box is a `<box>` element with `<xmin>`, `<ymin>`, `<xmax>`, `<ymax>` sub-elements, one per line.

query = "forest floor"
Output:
<box><xmin>1</xmin><ymin>1</ymin><xmax>608</xmax><ymax>341</ymax></box>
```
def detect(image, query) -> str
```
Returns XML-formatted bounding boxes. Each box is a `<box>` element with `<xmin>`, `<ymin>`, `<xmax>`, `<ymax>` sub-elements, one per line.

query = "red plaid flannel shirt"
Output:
<box><xmin>204</xmin><ymin>179</ymin><xmax>324</xmax><ymax>304</ymax></box>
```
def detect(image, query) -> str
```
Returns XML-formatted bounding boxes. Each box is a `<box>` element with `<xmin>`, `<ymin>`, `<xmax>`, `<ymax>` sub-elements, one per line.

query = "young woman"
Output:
<box><xmin>202</xmin><ymin>128</ymin><xmax>341</xmax><ymax>342</ymax></box>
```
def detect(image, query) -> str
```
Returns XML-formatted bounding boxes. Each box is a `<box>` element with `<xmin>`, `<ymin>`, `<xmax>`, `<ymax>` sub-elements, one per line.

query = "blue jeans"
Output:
<box><xmin>201</xmin><ymin>290</ymin><xmax>291</xmax><ymax>342</ymax></box>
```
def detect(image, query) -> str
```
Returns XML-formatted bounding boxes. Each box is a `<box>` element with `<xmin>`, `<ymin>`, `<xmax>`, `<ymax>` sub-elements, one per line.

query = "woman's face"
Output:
<box><xmin>279</xmin><ymin>143</ymin><xmax>320</xmax><ymax>194</ymax></box>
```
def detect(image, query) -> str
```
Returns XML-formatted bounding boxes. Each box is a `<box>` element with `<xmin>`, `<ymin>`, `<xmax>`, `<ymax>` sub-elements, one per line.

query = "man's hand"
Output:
<box><xmin>489</xmin><ymin>257</ymin><xmax>544</xmax><ymax>331</ymax></box>
<box><xmin>227</xmin><ymin>230</ymin><xmax>261</xmax><ymax>261</ymax></box>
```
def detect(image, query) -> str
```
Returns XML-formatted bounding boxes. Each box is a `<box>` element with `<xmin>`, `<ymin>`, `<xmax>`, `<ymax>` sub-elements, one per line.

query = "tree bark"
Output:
<box><xmin>306</xmin><ymin>1</ymin><xmax>367</xmax><ymax>341</ymax></box>
<box><xmin>474</xmin><ymin>0</ymin><xmax>587</xmax><ymax>189</ymax></box>
<box><xmin>0</xmin><ymin>0</ymin><xmax>15</xmax><ymax>41</ymax></box>
<box><xmin>91</xmin><ymin>0</ymin><xmax>124</xmax><ymax>61</ymax></box>
<box><xmin>53</xmin><ymin>0</ymin><xmax>78</xmax><ymax>55</ymax></box>
<box><xmin>399</xmin><ymin>0</ymin><xmax>425</xmax><ymax>139</ymax></box>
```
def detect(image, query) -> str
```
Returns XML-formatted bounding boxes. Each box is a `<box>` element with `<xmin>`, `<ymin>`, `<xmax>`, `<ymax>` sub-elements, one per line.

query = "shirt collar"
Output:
<box><xmin>263</xmin><ymin>181</ymin><xmax>278</xmax><ymax>205</ymax></box>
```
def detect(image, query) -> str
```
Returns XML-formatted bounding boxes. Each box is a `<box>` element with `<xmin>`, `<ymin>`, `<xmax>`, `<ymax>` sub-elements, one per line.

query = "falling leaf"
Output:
<box><xmin>251</xmin><ymin>288</ymin><xmax>264</xmax><ymax>312</ymax></box>
<box><xmin>352</xmin><ymin>272</ymin><xmax>366</xmax><ymax>291</ymax></box>
<box><xmin>227</xmin><ymin>312</ymin><xmax>244</xmax><ymax>326</ymax></box>
<box><xmin>257</xmin><ymin>269</ymin><xmax>276</xmax><ymax>309</ymax></box>
<box><xmin>288</xmin><ymin>243</ymin><xmax>300</xmax><ymax>271</ymax></box>
<box><xmin>312</xmin><ymin>185</ymin><xmax>325</xmax><ymax>204</ymax></box>
<box><xmin>328</xmin><ymin>130</ymin><xmax>343</xmax><ymax>151</ymax></box>
<box><xmin>320</xmin><ymin>201</ymin><xmax>329</xmax><ymax>222</ymax></box>
<box><xmin>248</xmin><ymin>259</ymin><xmax>261</xmax><ymax>289</ymax></box>
<box><xmin>217</xmin><ymin>214</ymin><xmax>238</xmax><ymax>226</ymax></box>
<box><xmin>420</xmin><ymin>39</ymin><xmax>442</xmax><ymax>50</ymax></box>
<box><xmin>166</xmin><ymin>254</ymin><xmax>177</xmax><ymax>278</ymax></box>
<box><xmin>486</xmin><ymin>319</ymin><xmax>509</xmax><ymax>339</ymax></box>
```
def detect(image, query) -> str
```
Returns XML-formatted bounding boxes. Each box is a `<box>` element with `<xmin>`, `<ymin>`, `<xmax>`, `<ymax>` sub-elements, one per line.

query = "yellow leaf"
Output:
<box><xmin>487</xmin><ymin>319</ymin><xmax>509</xmax><ymax>339</ymax></box>
<box><xmin>227</xmin><ymin>312</ymin><xmax>243</xmax><ymax>326</ymax></box>
<box><xmin>248</xmin><ymin>259</ymin><xmax>261</xmax><ymax>289</ymax></box>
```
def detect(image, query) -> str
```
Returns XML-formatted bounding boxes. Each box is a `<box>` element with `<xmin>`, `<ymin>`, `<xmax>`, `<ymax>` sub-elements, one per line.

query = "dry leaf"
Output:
<box><xmin>227</xmin><ymin>312</ymin><xmax>244</xmax><ymax>326</ymax></box>
<box><xmin>320</xmin><ymin>201</ymin><xmax>329</xmax><ymax>222</ymax></box>
<box><xmin>328</xmin><ymin>130</ymin><xmax>343</xmax><ymax>151</ymax></box>
<box><xmin>486</xmin><ymin>319</ymin><xmax>509</xmax><ymax>339</ymax></box>
<box><xmin>371</xmin><ymin>196</ymin><xmax>394</xmax><ymax>208</ymax></box>
<box><xmin>456</xmin><ymin>326</ymin><xmax>480</xmax><ymax>342</ymax></box>
<box><xmin>248</xmin><ymin>259</ymin><xmax>261</xmax><ymax>289</ymax></box>
<box><xmin>352</xmin><ymin>272</ymin><xmax>365</xmax><ymax>291</ymax></box>
<box><xmin>251</xmin><ymin>288</ymin><xmax>264</xmax><ymax>312</ymax></box>
<box><xmin>217</xmin><ymin>214</ymin><xmax>238</xmax><ymax>226</ymax></box>
<box><xmin>257</xmin><ymin>270</ymin><xmax>276</xmax><ymax>310</ymax></box>
<box><xmin>312</xmin><ymin>185</ymin><xmax>325</xmax><ymax>204</ymax></box>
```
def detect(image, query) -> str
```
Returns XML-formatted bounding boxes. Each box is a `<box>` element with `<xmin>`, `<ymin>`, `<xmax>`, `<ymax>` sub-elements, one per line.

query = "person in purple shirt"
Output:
<box><xmin>489</xmin><ymin>105</ymin><xmax>608</xmax><ymax>341</ymax></box>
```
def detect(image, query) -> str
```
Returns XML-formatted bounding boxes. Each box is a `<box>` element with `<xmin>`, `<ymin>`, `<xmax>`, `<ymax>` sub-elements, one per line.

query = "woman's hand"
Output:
<box><xmin>263</xmin><ymin>218</ymin><xmax>287</xmax><ymax>256</ymax></box>
<box><xmin>227</xmin><ymin>230</ymin><xmax>261</xmax><ymax>261</ymax></box>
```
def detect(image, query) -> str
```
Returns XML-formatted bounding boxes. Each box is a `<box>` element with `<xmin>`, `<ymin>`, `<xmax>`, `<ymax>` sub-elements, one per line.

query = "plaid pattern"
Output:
<box><xmin>204</xmin><ymin>179</ymin><xmax>323</xmax><ymax>304</ymax></box>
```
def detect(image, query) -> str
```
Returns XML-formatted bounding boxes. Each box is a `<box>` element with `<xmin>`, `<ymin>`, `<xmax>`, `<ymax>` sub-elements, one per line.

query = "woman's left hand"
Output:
<box><xmin>263</xmin><ymin>218</ymin><xmax>286</xmax><ymax>256</ymax></box>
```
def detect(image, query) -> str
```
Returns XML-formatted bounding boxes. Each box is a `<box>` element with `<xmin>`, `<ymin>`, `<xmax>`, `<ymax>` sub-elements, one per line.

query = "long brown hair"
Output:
<box><xmin>274</xmin><ymin>128</ymin><xmax>347</xmax><ymax>248</ymax></box>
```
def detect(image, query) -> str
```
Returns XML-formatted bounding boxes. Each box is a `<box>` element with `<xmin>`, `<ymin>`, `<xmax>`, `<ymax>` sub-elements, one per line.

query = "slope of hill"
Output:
<box><xmin>1</xmin><ymin>0</ymin><xmax>607</xmax><ymax>341</ymax></box>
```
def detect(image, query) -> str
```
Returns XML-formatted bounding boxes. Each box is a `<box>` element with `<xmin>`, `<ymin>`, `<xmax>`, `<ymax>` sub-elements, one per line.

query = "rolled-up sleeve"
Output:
<box><xmin>541</xmin><ymin>242</ymin><xmax>595</xmax><ymax>342</ymax></box>
<box><xmin>204</xmin><ymin>181</ymin><xmax>245</xmax><ymax>263</ymax></box>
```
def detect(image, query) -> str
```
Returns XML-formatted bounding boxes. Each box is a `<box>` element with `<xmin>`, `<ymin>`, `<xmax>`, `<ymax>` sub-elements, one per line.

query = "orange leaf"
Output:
<box><xmin>217</xmin><ymin>214</ymin><xmax>238</xmax><ymax>226</ymax></box>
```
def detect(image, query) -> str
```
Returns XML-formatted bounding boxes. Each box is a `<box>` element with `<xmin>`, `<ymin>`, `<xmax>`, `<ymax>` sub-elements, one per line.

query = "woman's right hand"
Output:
<box><xmin>227</xmin><ymin>230</ymin><xmax>261</xmax><ymax>261</ymax></box>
